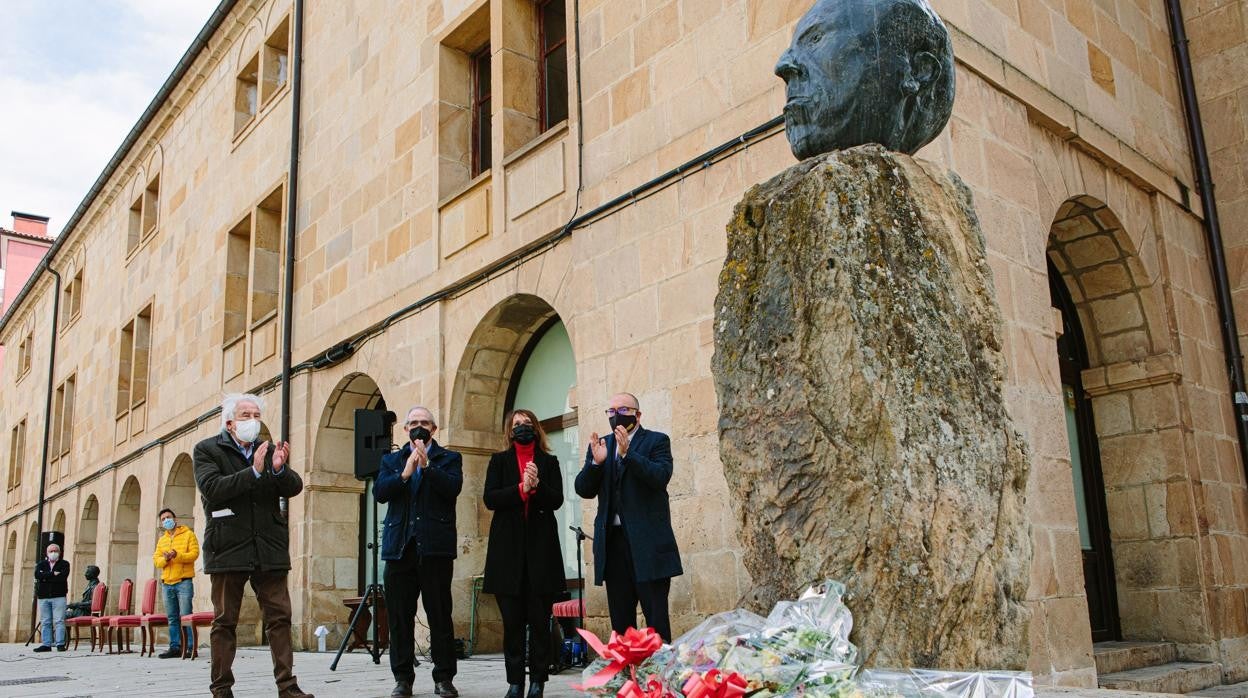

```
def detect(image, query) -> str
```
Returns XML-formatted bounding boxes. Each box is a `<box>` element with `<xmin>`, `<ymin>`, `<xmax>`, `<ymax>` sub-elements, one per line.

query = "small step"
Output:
<box><xmin>1094</xmin><ymin>641</ymin><xmax>1178</xmax><ymax>675</ymax></box>
<box><xmin>1189</xmin><ymin>680</ymin><xmax>1248</xmax><ymax>698</ymax></box>
<box><xmin>1098</xmin><ymin>662</ymin><xmax>1222</xmax><ymax>695</ymax></box>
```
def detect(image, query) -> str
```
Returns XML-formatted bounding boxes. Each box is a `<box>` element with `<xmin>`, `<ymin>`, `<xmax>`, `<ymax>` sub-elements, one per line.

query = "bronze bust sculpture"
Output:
<box><xmin>775</xmin><ymin>0</ymin><xmax>955</xmax><ymax>158</ymax></box>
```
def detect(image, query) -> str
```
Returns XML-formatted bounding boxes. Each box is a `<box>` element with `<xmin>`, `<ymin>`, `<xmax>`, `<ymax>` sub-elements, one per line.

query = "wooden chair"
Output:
<box><xmin>91</xmin><ymin>579</ymin><xmax>132</xmax><ymax>652</ymax></box>
<box><xmin>138</xmin><ymin>579</ymin><xmax>170</xmax><ymax>656</ymax></box>
<box><xmin>109</xmin><ymin>578</ymin><xmax>162</xmax><ymax>655</ymax></box>
<box><xmin>65</xmin><ymin>583</ymin><xmax>107</xmax><ymax>650</ymax></box>
<box><xmin>179</xmin><ymin>611</ymin><xmax>214</xmax><ymax>659</ymax></box>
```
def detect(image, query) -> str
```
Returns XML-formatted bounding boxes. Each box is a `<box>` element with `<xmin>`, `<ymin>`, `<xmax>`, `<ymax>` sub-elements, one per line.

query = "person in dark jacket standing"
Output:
<box><xmin>193</xmin><ymin>393</ymin><xmax>312</xmax><ymax>698</ymax></box>
<box><xmin>483</xmin><ymin>409</ymin><xmax>565</xmax><ymax>698</ymax></box>
<box><xmin>375</xmin><ymin>406</ymin><xmax>463</xmax><ymax>698</ymax></box>
<box><xmin>575</xmin><ymin>392</ymin><xmax>682</xmax><ymax>642</ymax></box>
<box><xmin>33</xmin><ymin>542</ymin><xmax>69</xmax><ymax>652</ymax></box>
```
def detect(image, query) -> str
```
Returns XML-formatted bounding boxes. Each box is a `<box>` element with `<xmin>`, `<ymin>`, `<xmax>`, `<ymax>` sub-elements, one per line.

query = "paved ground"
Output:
<box><xmin>0</xmin><ymin>642</ymin><xmax>584</xmax><ymax>697</ymax></box>
<box><xmin>0</xmin><ymin>641</ymin><xmax>1210</xmax><ymax>698</ymax></box>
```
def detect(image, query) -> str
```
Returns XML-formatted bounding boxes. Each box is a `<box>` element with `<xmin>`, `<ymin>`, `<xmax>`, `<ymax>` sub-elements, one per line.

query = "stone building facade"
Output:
<box><xmin>0</xmin><ymin>0</ymin><xmax>1246</xmax><ymax>688</ymax></box>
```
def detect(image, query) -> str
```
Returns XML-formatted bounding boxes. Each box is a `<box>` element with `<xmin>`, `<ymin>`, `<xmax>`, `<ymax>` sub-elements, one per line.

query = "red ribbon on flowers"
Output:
<box><xmin>618</xmin><ymin>677</ymin><xmax>672</xmax><ymax>698</ymax></box>
<box><xmin>682</xmin><ymin>669</ymin><xmax>748</xmax><ymax>698</ymax></box>
<box><xmin>572</xmin><ymin>626</ymin><xmax>665</xmax><ymax>690</ymax></box>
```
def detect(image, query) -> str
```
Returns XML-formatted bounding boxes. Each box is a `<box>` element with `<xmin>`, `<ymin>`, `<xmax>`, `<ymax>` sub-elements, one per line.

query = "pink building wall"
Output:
<box><xmin>0</xmin><ymin>235</ymin><xmax>53</xmax><ymax>366</ymax></box>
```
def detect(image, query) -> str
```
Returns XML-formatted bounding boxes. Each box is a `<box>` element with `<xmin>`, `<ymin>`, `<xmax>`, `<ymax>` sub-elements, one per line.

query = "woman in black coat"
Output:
<box><xmin>483</xmin><ymin>408</ymin><xmax>566</xmax><ymax>698</ymax></box>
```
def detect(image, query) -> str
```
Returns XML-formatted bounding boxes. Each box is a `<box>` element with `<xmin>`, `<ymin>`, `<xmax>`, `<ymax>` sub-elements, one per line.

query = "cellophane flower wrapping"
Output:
<box><xmin>856</xmin><ymin>669</ymin><xmax>1034</xmax><ymax>698</ymax></box>
<box><xmin>641</xmin><ymin>581</ymin><xmax>860</xmax><ymax>697</ymax></box>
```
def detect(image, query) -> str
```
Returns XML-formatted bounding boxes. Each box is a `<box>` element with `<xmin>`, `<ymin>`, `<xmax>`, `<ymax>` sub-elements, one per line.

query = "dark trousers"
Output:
<box><xmin>209</xmin><ymin>571</ymin><xmax>297</xmax><ymax>696</ymax></box>
<box><xmin>384</xmin><ymin>545</ymin><xmax>456</xmax><ymax>684</ymax></box>
<box><xmin>604</xmin><ymin>526</ymin><xmax>672</xmax><ymax>642</ymax></box>
<box><xmin>495</xmin><ymin>573</ymin><xmax>554</xmax><ymax>685</ymax></box>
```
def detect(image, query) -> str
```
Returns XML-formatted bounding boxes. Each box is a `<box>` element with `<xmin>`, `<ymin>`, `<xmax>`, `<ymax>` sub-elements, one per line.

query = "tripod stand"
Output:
<box><xmin>331</xmin><ymin>485</ymin><xmax>383</xmax><ymax>669</ymax></box>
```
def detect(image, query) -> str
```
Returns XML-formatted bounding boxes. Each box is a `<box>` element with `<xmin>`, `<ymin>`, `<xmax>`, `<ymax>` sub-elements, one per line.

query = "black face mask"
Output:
<box><xmin>512</xmin><ymin>424</ymin><xmax>536</xmax><ymax>445</ymax></box>
<box><xmin>410</xmin><ymin>426</ymin><xmax>432</xmax><ymax>444</ymax></box>
<box><xmin>608</xmin><ymin>413</ymin><xmax>637</xmax><ymax>431</ymax></box>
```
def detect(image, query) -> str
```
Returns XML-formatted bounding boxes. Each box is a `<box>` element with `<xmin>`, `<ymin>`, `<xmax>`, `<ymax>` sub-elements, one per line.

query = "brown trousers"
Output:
<box><xmin>210</xmin><ymin>571</ymin><xmax>297</xmax><ymax>696</ymax></box>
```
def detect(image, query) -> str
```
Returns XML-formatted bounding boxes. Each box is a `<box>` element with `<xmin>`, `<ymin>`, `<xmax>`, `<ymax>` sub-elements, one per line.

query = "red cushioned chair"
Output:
<box><xmin>108</xmin><ymin>578</ymin><xmax>162</xmax><ymax>655</ymax></box>
<box><xmin>180</xmin><ymin>611</ymin><xmax>214</xmax><ymax>659</ymax></box>
<box><xmin>551</xmin><ymin>598</ymin><xmax>584</xmax><ymax>621</ymax></box>
<box><xmin>138</xmin><ymin>579</ymin><xmax>170</xmax><ymax>657</ymax></box>
<box><xmin>65</xmin><ymin>583</ymin><xmax>108</xmax><ymax>651</ymax></box>
<box><xmin>91</xmin><ymin>579</ymin><xmax>132</xmax><ymax>652</ymax></box>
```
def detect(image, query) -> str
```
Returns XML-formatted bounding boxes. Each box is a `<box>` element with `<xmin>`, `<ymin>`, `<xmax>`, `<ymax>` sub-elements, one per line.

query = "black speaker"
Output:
<box><xmin>354</xmin><ymin>409</ymin><xmax>396</xmax><ymax>480</ymax></box>
<box><xmin>40</xmin><ymin>530</ymin><xmax>65</xmax><ymax>558</ymax></box>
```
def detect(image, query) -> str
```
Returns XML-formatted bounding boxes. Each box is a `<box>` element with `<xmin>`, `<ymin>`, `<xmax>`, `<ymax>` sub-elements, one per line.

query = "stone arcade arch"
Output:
<box><xmin>76</xmin><ymin>496</ymin><xmax>100</xmax><ymax>575</ymax></box>
<box><xmin>51</xmin><ymin>509</ymin><xmax>66</xmax><ymax>546</ymax></box>
<box><xmin>1046</xmin><ymin>196</ymin><xmax>1203</xmax><ymax>647</ymax></box>
<box><xmin>309</xmin><ymin>372</ymin><xmax>387</xmax><ymax>641</ymax></box>
<box><xmin>0</xmin><ymin>531</ymin><xmax>15</xmax><ymax>641</ymax></box>
<box><xmin>112</xmin><ymin>476</ymin><xmax>143</xmax><ymax>610</ymax></box>
<box><xmin>164</xmin><ymin>454</ymin><xmax>197</xmax><ymax>532</ymax></box>
<box><xmin>19</xmin><ymin>522</ymin><xmax>38</xmax><ymax>637</ymax></box>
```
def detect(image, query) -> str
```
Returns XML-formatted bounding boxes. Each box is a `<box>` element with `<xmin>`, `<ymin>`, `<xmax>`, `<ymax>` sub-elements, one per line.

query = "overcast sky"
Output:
<box><xmin>0</xmin><ymin>0</ymin><xmax>218</xmax><ymax>236</ymax></box>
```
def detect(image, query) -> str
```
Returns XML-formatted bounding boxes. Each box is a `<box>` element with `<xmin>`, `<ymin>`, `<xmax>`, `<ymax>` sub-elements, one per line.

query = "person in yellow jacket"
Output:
<box><xmin>153</xmin><ymin>508</ymin><xmax>199</xmax><ymax>658</ymax></box>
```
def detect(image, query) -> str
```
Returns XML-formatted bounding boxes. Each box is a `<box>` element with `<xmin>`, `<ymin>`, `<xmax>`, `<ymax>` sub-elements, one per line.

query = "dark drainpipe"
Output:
<box><xmin>280</xmin><ymin>0</ymin><xmax>305</xmax><ymax>445</ymax></box>
<box><xmin>1164</xmin><ymin>1</ymin><xmax>1248</xmax><ymax>483</ymax></box>
<box><xmin>31</xmin><ymin>267</ymin><xmax>61</xmax><ymax>630</ymax></box>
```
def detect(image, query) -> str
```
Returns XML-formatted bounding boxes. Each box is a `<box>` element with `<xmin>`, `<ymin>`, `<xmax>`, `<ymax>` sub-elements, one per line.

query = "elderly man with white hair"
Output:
<box><xmin>32</xmin><ymin>541</ymin><xmax>70</xmax><ymax>652</ymax></box>
<box><xmin>193</xmin><ymin>393</ymin><xmax>312</xmax><ymax>698</ymax></box>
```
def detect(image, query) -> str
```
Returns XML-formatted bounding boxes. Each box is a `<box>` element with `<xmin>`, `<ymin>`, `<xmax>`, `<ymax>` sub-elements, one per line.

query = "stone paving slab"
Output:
<box><xmin>0</xmin><ymin>642</ymin><xmax>1196</xmax><ymax>698</ymax></box>
<box><xmin>0</xmin><ymin>643</ymin><xmax>582</xmax><ymax>697</ymax></box>
<box><xmin>1189</xmin><ymin>681</ymin><xmax>1248</xmax><ymax>698</ymax></box>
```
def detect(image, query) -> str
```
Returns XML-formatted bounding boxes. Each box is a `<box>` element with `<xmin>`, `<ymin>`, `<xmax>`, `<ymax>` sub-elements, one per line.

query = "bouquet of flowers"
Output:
<box><xmin>576</xmin><ymin>581</ymin><xmax>1032</xmax><ymax>698</ymax></box>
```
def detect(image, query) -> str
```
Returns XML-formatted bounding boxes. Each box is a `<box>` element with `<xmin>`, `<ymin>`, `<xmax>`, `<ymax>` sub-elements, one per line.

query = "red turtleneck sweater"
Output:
<box><xmin>515</xmin><ymin>441</ymin><xmax>536</xmax><ymax>514</ymax></box>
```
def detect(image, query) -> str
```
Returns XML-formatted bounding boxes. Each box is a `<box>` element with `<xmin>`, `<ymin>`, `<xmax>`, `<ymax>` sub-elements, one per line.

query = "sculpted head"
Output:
<box><xmin>775</xmin><ymin>0</ymin><xmax>954</xmax><ymax>158</ymax></box>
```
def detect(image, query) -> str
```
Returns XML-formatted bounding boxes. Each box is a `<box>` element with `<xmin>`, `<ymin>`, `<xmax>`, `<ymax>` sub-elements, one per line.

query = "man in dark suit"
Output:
<box><xmin>575</xmin><ymin>392</ymin><xmax>682</xmax><ymax>641</ymax></box>
<box><xmin>375</xmin><ymin>406</ymin><xmax>463</xmax><ymax>698</ymax></box>
<box><xmin>193</xmin><ymin>393</ymin><xmax>311</xmax><ymax>698</ymax></box>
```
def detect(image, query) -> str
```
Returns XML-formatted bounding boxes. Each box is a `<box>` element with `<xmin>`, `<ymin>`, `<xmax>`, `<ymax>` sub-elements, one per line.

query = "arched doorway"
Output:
<box><xmin>311</xmin><ymin>372</ymin><xmax>387</xmax><ymax>644</ymax></box>
<box><xmin>164</xmin><ymin>455</ymin><xmax>196</xmax><ymax>532</ymax></box>
<box><xmin>1050</xmin><ymin>261</ymin><xmax>1120</xmax><ymax>641</ymax></box>
<box><xmin>113</xmin><ymin>477</ymin><xmax>143</xmax><ymax>605</ymax></box>
<box><xmin>76</xmin><ymin>496</ymin><xmax>99</xmax><ymax>575</ymax></box>
<box><xmin>1</xmin><ymin>531</ymin><xmax>16</xmax><ymax>641</ymax></box>
<box><xmin>508</xmin><ymin>319</ymin><xmax>581</xmax><ymax>578</ymax></box>
<box><xmin>51</xmin><ymin>510</ymin><xmax>65</xmax><ymax>539</ymax></box>
<box><xmin>1045</xmin><ymin>195</ymin><xmax>1196</xmax><ymax>646</ymax></box>
<box><xmin>449</xmin><ymin>293</ymin><xmax>580</xmax><ymax>652</ymax></box>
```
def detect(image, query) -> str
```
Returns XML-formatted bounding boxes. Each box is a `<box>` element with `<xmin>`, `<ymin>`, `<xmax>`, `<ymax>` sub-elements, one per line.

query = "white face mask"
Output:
<box><xmin>47</xmin><ymin>552</ymin><xmax>60</xmax><ymax>562</ymax></box>
<box><xmin>234</xmin><ymin>419</ymin><xmax>262</xmax><ymax>443</ymax></box>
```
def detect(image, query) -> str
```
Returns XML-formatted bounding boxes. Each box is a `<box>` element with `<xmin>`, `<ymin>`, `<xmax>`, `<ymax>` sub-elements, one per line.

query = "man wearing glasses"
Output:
<box><xmin>375</xmin><ymin>406</ymin><xmax>463</xmax><ymax>698</ymax></box>
<box><xmin>575</xmin><ymin>392</ymin><xmax>682</xmax><ymax>641</ymax></box>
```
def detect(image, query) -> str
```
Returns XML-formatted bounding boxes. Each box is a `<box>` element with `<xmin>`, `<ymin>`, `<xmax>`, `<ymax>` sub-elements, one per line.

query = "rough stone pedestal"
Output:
<box><xmin>712</xmin><ymin>145</ymin><xmax>1031</xmax><ymax>670</ymax></box>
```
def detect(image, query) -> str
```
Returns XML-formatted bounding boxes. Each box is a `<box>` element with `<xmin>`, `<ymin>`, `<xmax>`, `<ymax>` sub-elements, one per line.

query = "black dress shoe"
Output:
<box><xmin>391</xmin><ymin>681</ymin><xmax>413</xmax><ymax>698</ymax></box>
<box><xmin>504</xmin><ymin>684</ymin><xmax>524</xmax><ymax>698</ymax></box>
<box><xmin>526</xmin><ymin>681</ymin><xmax>545</xmax><ymax>698</ymax></box>
<box><xmin>435</xmin><ymin>680</ymin><xmax>459</xmax><ymax>698</ymax></box>
<box><xmin>56</xmin><ymin>645</ymin><xmax>67</xmax><ymax>652</ymax></box>
<box><xmin>32</xmin><ymin>645</ymin><xmax>51</xmax><ymax>652</ymax></box>
<box><xmin>158</xmin><ymin>648</ymin><xmax>181</xmax><ymax>658</ymax></box>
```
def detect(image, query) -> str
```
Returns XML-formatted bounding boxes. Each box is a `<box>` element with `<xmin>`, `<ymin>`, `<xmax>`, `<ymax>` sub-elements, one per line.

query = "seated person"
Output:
<box><xmin>65</xmin><ymin>565</ymin><xmax>101</xmax><ymax>619</ymax></box>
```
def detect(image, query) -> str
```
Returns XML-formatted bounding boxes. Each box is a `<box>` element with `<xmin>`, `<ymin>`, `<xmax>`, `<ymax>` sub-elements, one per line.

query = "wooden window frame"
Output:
<box><xmin>537</xmin><ymin>0</ymin><xmax>568</xmax><ymax>132</ymax></box>
<box><xmin>470</xmin><ymin>44</ymin><xmax>492</xmax><ymax>177</ymax></box>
